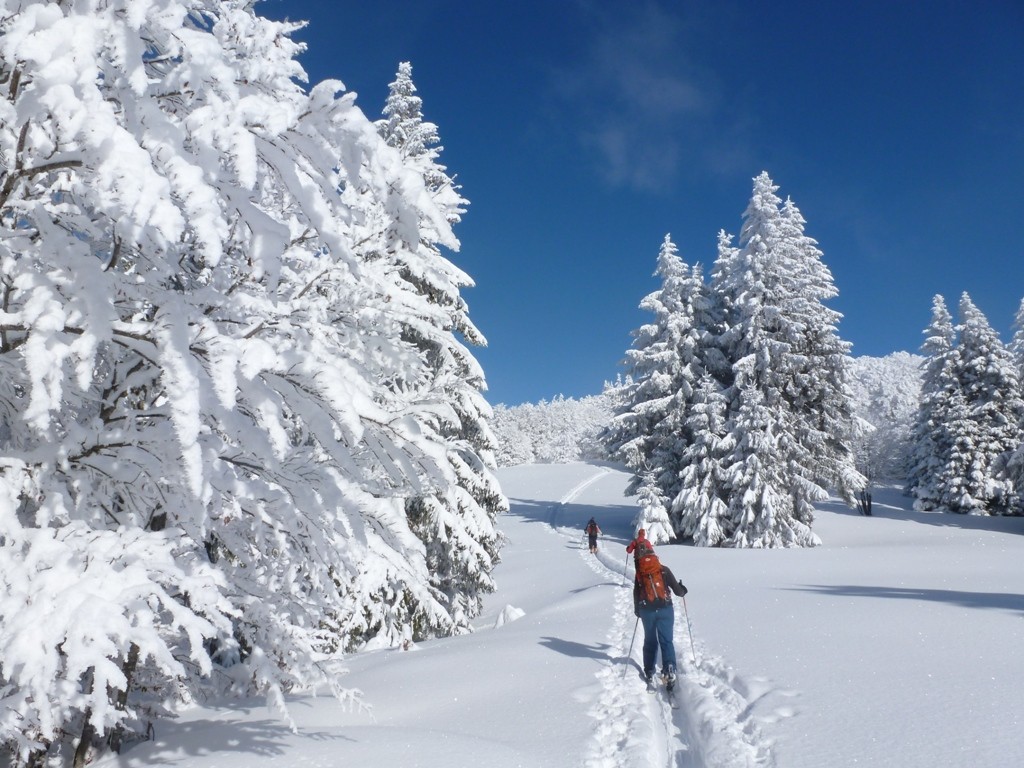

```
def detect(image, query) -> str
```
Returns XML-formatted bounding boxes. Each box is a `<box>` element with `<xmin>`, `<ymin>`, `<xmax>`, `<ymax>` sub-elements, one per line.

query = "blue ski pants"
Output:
<box><xmin>639</xmin><ymin>603</ymin><xmax>677</xmax><ymax>675</ymax></box>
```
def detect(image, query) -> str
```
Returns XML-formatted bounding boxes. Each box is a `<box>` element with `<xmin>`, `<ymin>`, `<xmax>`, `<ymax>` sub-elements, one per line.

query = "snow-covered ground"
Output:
<box><xmin>95</xmin><ymin>462</ymin><xmax>1024</xmax><ymax>768</ymax></box>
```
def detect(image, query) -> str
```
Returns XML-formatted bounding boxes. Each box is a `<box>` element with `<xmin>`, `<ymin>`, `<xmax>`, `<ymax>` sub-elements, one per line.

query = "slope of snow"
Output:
<box><xmin>93</xmin><ymin>462</ymin><xmax>1024</xmax><ymax>768</ymax></box>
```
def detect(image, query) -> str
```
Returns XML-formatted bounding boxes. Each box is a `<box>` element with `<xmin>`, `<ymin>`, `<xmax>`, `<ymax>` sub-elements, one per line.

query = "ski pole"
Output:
<box><xmin>620</xmin><ymin>552</ymin><xmax>630</xmax><ymax>587</ymax></box>
<box><xmin>682</xmin><ymin>595</ymin><xmax>697</xmax><ymax>666</ymax></box>
<box><xmin>622</xmin><ymin>616</ymin><xmax>640</xmax><ymax>677</ymax></box>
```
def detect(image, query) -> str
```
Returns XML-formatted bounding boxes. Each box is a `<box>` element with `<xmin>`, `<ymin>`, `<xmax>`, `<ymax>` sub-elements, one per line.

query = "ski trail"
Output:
<box><xmin>580</xmin><ymin>543</ymin><xmax>690</xmax><ymax>768</ymax></box>
<box><xmin>558</xmin><ymin>466</ymin><xmax>613</xmax><ymax>507</ymax></box>
<box><xmin>540</xmin><ymin>466</ymin><xmax>612</xmax><ymax>535</ymax></box>
<box><xmin>587</xmin><ymin>545</ymin><xmax>778</xmax><ymax>767</ymax></box>
<box><xmin>540</xmin><ymin>469</ymin><xmax>776</xmax><ymax>768</ymax></box>
<box><xmin>675</xmin><ymin>651</ymin><xmax>784</xmax><ymax>768</ymax></box>
<box><xmin>537</xmin><ymin>465</ymin><xmax>659</xmax><ymax>766</ymax></box>
<box><xmin>580</xmin><ymin>544</ymin><xmax>665</xmax><ymax>767</ymax></box>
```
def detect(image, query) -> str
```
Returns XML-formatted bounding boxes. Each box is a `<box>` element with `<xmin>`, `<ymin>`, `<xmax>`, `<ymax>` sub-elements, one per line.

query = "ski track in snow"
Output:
<box><xmin>547</xmin><ymin>467</ymin><xmax>778</xmax><ymax>768</ymax></box>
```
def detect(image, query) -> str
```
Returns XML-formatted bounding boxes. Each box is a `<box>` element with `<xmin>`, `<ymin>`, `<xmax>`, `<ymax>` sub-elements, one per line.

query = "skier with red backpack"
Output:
<box><xmin>633</xmin><ymin>549</ymin><xmax>687</xmax><ymax>692</ymax></box>
<box><xmin>584</xmin><ymin>518</ymin><xmax>602</xmax><ymax>554</ymax></box>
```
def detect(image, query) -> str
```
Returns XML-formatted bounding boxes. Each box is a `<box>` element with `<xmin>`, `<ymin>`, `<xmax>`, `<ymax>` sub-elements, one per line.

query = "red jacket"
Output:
<box><xmin>626</xmin><ymin>534</ymin><xmax>650</xmax><ymax>555</ymax></box>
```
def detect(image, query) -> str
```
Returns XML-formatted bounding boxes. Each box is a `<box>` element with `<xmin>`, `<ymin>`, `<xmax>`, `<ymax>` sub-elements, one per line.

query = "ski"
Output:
<box><xmin>661</xmin><ymin>671</ymin><xmax>680</xmax><ymax>709</ymax></box>
<box><xmin>642</xmin><ymin>673</ymin><xmax>678</xmax><ymax>707</ymax></box>
<box><xmin>664</xmin><ymin>682</ymin><xmax>680</xmax><ymax>709</ymax></box>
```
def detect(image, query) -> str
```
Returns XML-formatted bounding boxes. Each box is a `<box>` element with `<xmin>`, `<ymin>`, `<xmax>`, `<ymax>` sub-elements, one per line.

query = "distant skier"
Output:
<box><xmin>633</xmin><ymin>549</ymin><xmax>687</xmax><ymax>691</ymax></box>
<box><xmin>585</xmin><ymin>518</ymin><xmax>602</xmax><ymax>554</ymax></box>
<box><xmin>626</xmin><ymin>528</ymin><xmax>654</xmax><ymax>562</ymax></box>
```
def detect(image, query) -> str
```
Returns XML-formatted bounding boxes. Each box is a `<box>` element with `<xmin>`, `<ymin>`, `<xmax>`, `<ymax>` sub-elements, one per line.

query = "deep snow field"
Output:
<box><xmin>92</xmin><ymin>462</ymin><xmax>1024</xmax><ymax>768</ymax></box>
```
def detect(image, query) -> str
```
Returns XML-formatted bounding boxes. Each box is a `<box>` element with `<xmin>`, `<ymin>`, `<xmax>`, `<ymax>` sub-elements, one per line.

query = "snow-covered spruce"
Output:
<box><xmin>373</xmin><ymin>62</ymin><xmax>505</xmax><ymax>642</ymax></box>
<box><xmin>909</xmin><ymin>293</ymin><xmax>1024</xmax><ymax>514</ymax></box>
<box><xmin>707</xmin><ymin>173</ymin><xmax>863</xmax><ymax>547</ymax></box>
<box><xmin>604</xmin><ymin>234</ymin><xmax>711</xmax><ymax>521</ymax></box>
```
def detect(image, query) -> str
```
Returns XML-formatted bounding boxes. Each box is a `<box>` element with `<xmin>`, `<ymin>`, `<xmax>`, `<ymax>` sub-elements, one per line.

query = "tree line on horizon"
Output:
<box><xmin>491</xmin><ymin>352</ymin><xmax>921</xmax><ymax>481</ymax></box>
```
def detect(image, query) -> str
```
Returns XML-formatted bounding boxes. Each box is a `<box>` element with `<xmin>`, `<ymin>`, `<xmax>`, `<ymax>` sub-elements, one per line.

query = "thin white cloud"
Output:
<box><xmin>552</xmin><ymin>0</ymin><xmax>750</xmax><ymax>191</ymax></box>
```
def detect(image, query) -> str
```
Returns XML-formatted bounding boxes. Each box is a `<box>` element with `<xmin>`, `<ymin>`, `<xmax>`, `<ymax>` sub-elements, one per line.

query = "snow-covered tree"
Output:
<box><xmin>721</xmin><ymin>381</ymin><xmax>810</xmax><ymax>547</ymax></box>
<box><xmin>932</xmin><ymin>295</ymin><xmax>1023</xmax><ymax>514</ymax></box>
<box><xmin>1003</xmin><ymin>299</ymin><xmax>1024</xmax><ymax>507</ymax></box>
<box><xmin>775</xmin><ymin>198</ymin><xmax>863</xmax><ymax>503</ymax></box>
<box><xmin>673</xmin><ymin>373</ymin><xmax>733</xmax><ymax>546</ymax></box>
<box><xmin>634</xmin><ymin>471</ymin><xmax>674</xmax><ymax>545</ymax></box>
<box><xmin>1009</xmin><ymin>298</ymin><xmax>1024</xmax><ymax>381</ymax></box>
<box><xmin>605</xmin><ymin>235</ymin><xmax>708</xmax><ymax>506</ymax></box>
<box><xmin>373</xmin><ymin>62</ymin><xmax>504</xmax><ymax>638</ymax></box>
<box><xmin>846</xmin><ymin>353</ymin><xmax>924</xmax><ymax>483</ymax></box>
<box><xmin>0</xmin><ymin>3</ymin><xmax>501</xmax><ymax>763</ymax></box>
<box><xmin>709</xmin><ymin>172</ymin><xmax>862</xmax><ymax>547</ymax></box>
<box><xmin>907</xmin><ymin>293</ymin><xmax>1024</xmax><ymax>514</ymax></box>
<box><xmin>378</xmin><ymin>61</ymin><xmax>466</xmax><ymax>228</ymax></box>
<box><xmin>907</xmin><ymin>296</ymin><xmax>959</xmax><ymax>510</ymax></box>
<box><xmin>491</xmin><ymin>391</ymin><xmax>617</xmax><ymax>467</ymax></box>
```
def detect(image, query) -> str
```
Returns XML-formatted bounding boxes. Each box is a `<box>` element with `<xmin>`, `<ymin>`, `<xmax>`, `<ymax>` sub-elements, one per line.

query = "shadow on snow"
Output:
<box><xmin>504</xmin><ymin>497</ymin><xmax>639</xmax><ymax>545</ymax></box>
<box><xmin>538</xmin><ymin>636</ymin><xmax>617</xmax><ymax>662</ymax></box>
<box><xmin>122</xmin><ymin>716</ymin><xmax>354</xmax><ymax>761</ymax></box>
<box><xmin>783</xmin><ymin>584</ymin><xmax>1024</xmax><ymax>616</ymax></box>
<box><xmin>821</xmin><ymin>486</ymin><xmax>1024</xmax><ymax>536</ymax></box>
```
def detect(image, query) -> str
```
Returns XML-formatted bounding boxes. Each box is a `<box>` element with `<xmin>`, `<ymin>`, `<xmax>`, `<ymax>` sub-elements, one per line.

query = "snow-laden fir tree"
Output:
<box><xmin>378</xmin><ymin>61</ymin><xmax>466</xmax><ymax>227</ymax></box>
<box><xmin>907</xmin><ymin>296</ymin><xmax>960</xmax><ymax>510</ymax></box>
<box><xmin>673</xmin><ymin>372</ymin><xmax>733</xmax><ymax>546</ymax></box>
<box><xmin>775</xmin><ymin>198</ymin><xmax>863</xmax><ymax>501</ymax></box>
<box><xmin>373</xmin><ymin>62</ymin><xmax>505</xmax><ymax>640</ymax></box>
<box><xmin>0</xmin><ymin>3</ymin><xmax>500</xmax><ymax>763</ymax></box>
<box><xmin>1009</xmin><ymin>297</ymin><xmax>1024</xmax><ymax>382</ymax></box>
<box><xmin>604</xmin><ymin>235</ymin><xmax>709</xmax><ymax>516</ymax></box>
<box><xmin>710</xmin><ymin>172</ymin><xmax>863</xmax><ymax>547</ymax></box>
<box><xmin>633</xmin><ymin>471</ymin><xmax>675</xmax><ymax>545</ymax></box>
<box><xmin>932</xmin><ymin>295</ymin><xmax>1023</xmax><ymax>514</ymax></box>
<box><xmin>720</xmin><ymin>380</ymin><xmax>800</xmax><ymax>546</ymax></box>
<box><xmin>1004</xmin><ymin>298</ymin><xmax>1024</xmax><ymax>505</ymax></box>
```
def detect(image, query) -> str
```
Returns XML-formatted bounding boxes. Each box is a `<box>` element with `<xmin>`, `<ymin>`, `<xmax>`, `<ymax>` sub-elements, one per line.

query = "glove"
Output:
<box><xmin>680</xmin><ymin>585</ymin><xmax>688</xmax><ymax>596</ymax></box>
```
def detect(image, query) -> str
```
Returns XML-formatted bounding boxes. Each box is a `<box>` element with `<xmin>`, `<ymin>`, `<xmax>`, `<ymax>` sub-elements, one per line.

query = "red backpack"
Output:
<box><xmin>636</xmin><ymin>553</ymin><xmax>667</xmax><ymax>602</ymax></box>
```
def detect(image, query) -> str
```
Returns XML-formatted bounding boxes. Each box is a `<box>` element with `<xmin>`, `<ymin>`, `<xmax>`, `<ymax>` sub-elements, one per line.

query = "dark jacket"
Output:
<box><xmin>633</xmin><ymin>564</ymin><xmax>687</xmax><ymax>613</ymax></box>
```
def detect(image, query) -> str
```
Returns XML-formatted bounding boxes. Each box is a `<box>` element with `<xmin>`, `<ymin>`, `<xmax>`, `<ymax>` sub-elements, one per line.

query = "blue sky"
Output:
<box><xmin>264</xmin><ymin>0</ymin><xmax>1024</xmax><ymax>406</ymax></box>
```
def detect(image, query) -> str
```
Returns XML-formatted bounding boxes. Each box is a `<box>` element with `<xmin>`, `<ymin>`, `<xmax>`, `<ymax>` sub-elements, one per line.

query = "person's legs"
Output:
<box><xmin>639</xmin><ymin>609</ymin><xmax>658</xmax><ymax>678</ymax></box>
<box><xmin>653</xmin><ymin>606</ymin><xmax>677</xmax><ymax>674</ymax></box>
